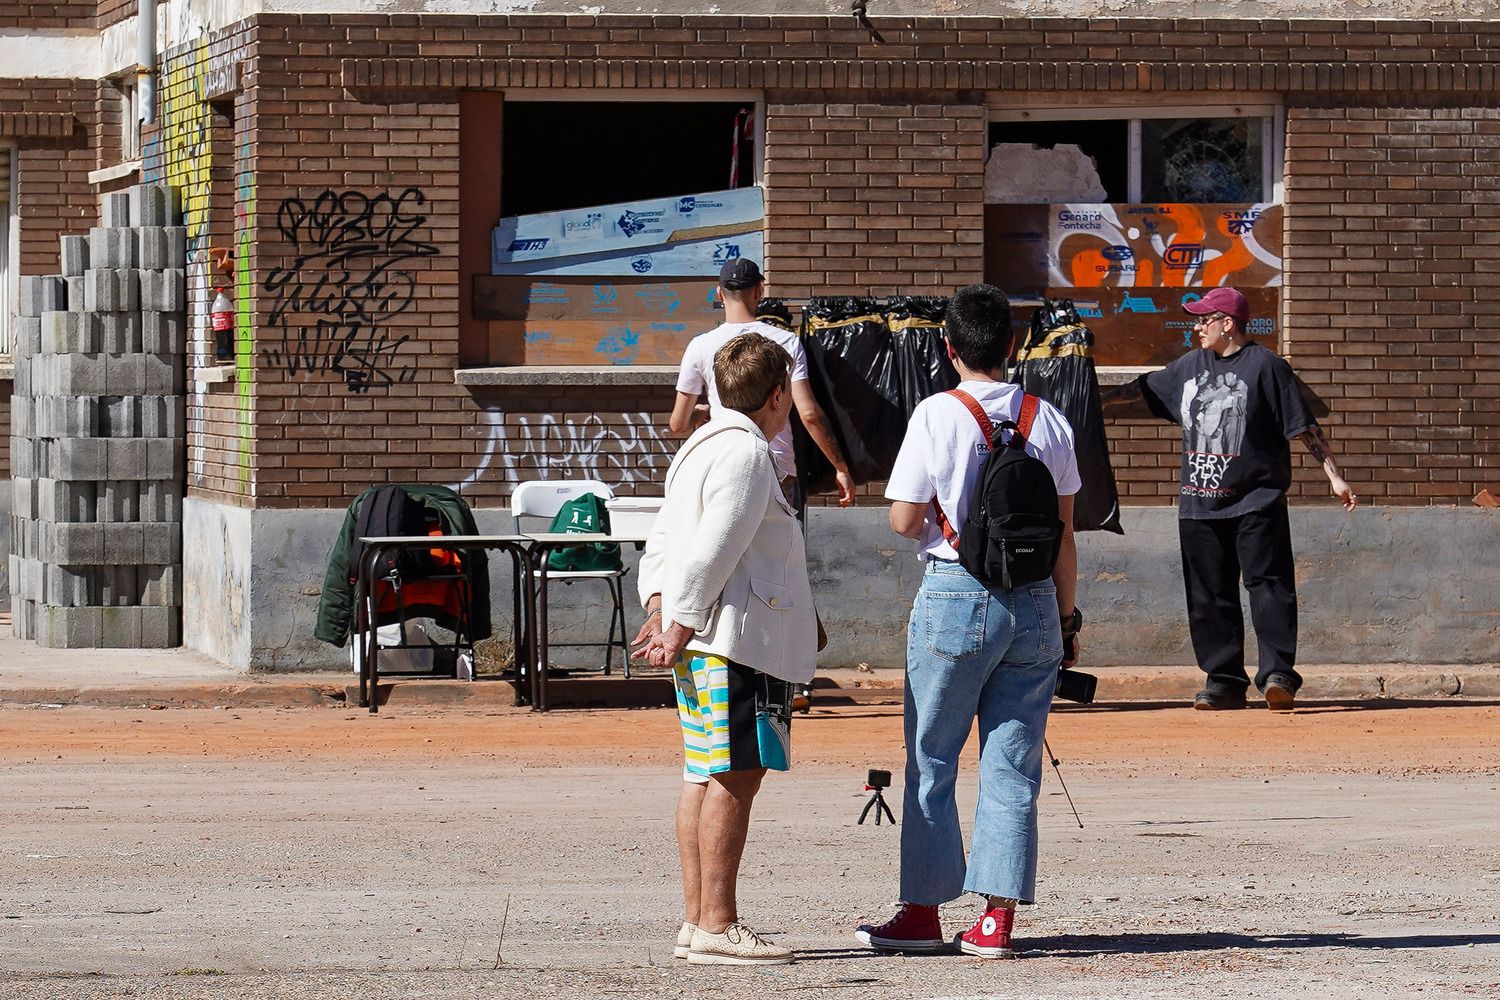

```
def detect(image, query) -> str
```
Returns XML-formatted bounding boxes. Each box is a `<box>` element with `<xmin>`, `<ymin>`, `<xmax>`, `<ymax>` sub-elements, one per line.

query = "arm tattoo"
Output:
<box><xmin>1300</xmin><ymin>426</ymin><xmax>1331</xmax><ymax>463</ymax></box>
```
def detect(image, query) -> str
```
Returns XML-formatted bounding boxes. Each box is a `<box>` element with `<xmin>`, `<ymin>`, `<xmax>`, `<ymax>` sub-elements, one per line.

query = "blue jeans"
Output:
<box><xmin>899</xmin><ymin>559</ymin><xmax>1062</xmax><ymax>906</ymax></box>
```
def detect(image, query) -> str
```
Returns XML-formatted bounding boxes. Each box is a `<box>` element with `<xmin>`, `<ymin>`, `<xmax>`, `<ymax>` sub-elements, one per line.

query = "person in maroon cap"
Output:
<box><xmin>1102</xmin><ymin>287</ymin><xmax>1357</xmax><ymax>712</ymax></box>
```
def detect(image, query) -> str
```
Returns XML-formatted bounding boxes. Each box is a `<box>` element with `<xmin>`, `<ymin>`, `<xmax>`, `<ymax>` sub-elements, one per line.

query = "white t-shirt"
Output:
<box><xmin>885</xmin><ymin>380</ymin><xmax>1082</xmax><ymax>562</ymax></box>
<box><xmin>676</xmin><ymin>320</ymin><xmax>810</xmax><ymax>480</ymax></box>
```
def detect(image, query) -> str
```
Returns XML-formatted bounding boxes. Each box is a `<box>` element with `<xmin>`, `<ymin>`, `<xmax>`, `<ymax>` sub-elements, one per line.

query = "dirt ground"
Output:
<box><xmin>2</xmin><ymin>700</ymin><xmax>1498</xmax><ymax>999</ymax></box>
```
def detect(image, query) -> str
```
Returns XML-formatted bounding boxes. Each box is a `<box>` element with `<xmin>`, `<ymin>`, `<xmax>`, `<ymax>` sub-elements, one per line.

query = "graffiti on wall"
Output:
<box><xmin>453</xmin><ymin>409</ymin><xmax>675</xmax><ymax>492</ymax></box>
<box><xmin>260</xmin><ymin>188</ymin><xmax>438</xmax><ymax>393</ymax></box>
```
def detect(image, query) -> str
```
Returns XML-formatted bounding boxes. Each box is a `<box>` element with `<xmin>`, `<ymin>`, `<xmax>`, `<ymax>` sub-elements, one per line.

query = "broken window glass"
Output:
<box><xmin>1140</xmin><ymin>117</ymin><xmax>1265</xmax><ymax>203</ymax></box>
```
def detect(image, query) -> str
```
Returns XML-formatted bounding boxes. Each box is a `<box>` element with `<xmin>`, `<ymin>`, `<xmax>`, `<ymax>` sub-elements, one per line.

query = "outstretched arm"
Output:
<box><xmin>1298</xmin><ymin>425</ymin><xmax>1358</xmax><ymax>511</ymax></box>
<box><xmin>790</xmin><ymin>380</ymin><xmax>856</xmax><ymax>507</ymax></box>
<box><xmin>1099</xmin><ymin>380</ymin><xmax>1144</xmax><ymax>409</ymax></box>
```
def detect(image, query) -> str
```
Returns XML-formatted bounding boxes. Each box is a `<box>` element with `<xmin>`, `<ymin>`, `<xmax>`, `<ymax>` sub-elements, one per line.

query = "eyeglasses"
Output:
<box><xmin>1193</xmin><ymin>313</ymin><xmax>1230</xmax><ymax>328</ymax></box>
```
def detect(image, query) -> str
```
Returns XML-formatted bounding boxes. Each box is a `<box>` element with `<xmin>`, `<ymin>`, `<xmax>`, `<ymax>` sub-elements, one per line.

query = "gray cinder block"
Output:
<box><xmin>83</xmin><ymin>269</ymin><xmax>141</xmax><ymax>313</ymax></box>
<box><xmin>14</xmin><ymin>316</ymin><xmax>42</xmax><ymax>357</ymax></box>
<box><xmin>140</xmin><ymin>481</ymin><xmax>183</xmax><ymax>523</ymax></box>
<box><xmin>13</xmin><ymin>599</ymin><xmax>37</xmax><ymax>641</ymax></box>
<box><xmin>107</xmin><ymin>438</ymin><xmax>148</xmax><ymax>480</ymax></box>
<box><xmin>37</xmin><ymin>606</ymin><xmax>104</xmax><ymax>649</ymax></box>
<box><xmin>140</xmin><ymin>312</ymin><xmax>185</xmax><ymax>355</ymax></box>
<box><xmin>102</xmin><ymin>522</ymin><xmax>145</xmax><ymax>564</ymax></box>
<box><xmin>41</xmin><ymin>311</ymin><xmax>101</xmax><ymax>354</ymax></box>
<box><xmin>139</xmin><ymin>269</ymin><xmax>185</xmax><ymax>313</ymax></box>
<box><xmin>105</xmin><ymin>354</ymin><xmax>146</xmax><ymax>396</ymax></box>
<box><xmin>12</xmin><ymin>477</ymin><xmax>35</xmax><ymax>520</ymax></box>
<box><xmin>56</xmin><ymin>354</ymin><xmax>105</xmax><ymax>396</ymax></box>
<box><xmin>39</xmin><ymin>478</ymin><xmax>97</xmax><ymax>523</ymax></box>
<box><xmin>46</xmin><ymin>521</ymin><xmax>104</xmax><ymax>565</ymax></box>
<box><xmin>130</xmin><ymin>184</ymin><xmax>180</xmax><ymax>228</ymax></box>
<box><xmin>12</xmin><ymin>397</ymin><xmax>31</xmax><ymax>438</ymax></box>
<box><xmin>60</xmin><ymin>234</ymin><xmax>90</xmax><ymax>277</ymax></box>
<box><xmin>101</xmin><ymin>606</ymin><xmax>144</xmax><ymax>646</ymax></box>
<box><xmin>136</xmin><ymin>227</ymin><xmax>189</xmax><ymax>270</ymax></box>
<box><xmin>144</xmin><ymin>437</ymin><xmax>183</xmax><ymax>482</ymax></box>
<box><xmin>139</xmin><ymin>564</ymin><xmax>181</xmax><ymax>607</ymax></box>
<box><xmin>101</xmin><ymin>396</ymin><xmax>139</xmax><ymax>438</ymax></box>
<box><xmin>100</xmin><ymin>314</ymin><xmax>142</xmax><ymax>354</ymax></box>
<box><xmin>99</xmin><ymin>566</ymin><xmax>140</xmax><ymax>607</ymax></box>
<box><xmin>140</xmin><ymin>396</ymin><xmax>185</xmax><ymax>439</ymax></box>
<box><xmin>52</xmin><ymin>437</ymin><xmax>109</xmax><ymax>482</ymax></box>
<box><xmin>45</xmin><ymin>564</ymin><xmax>94</xmax><ymax>608</ymax></box>
<box><xmin>99</xmin><ymin>191</ymin><xmax>131</xmax><ymax>227</ymax></box>
<box><xmin>88</xmin><ymin>227</ymin><xmax>138</xmax><ymax>269</ymax></box>
<box><xmin>139</xmin><ymin>606</ymin><xmax>181</xmax><ymax>648</ymax></box>
<box><xmin>142</xmin><ymin>522</ymin><xmax>180</xmax><ymax>565</ymax></box>
<box><xmin>66</xmin><ymin>275</ymin><xmax>85</xmax><ymax>310</ymax></box>
<box><xmin>19</xmin><ymin>275</ymin><xmax>67</xmax><ymax>317</ymax></box>
<box><xmin>52</xmin><ymin>396</ymin><xmax>100</xmax><ymax>438</ymax></box>
<box><xmin>99</xmin><ymin>480</ymin><xmax>140</xmax><ymax>522</ymax></box>
<box><xmin>143</xmin><ymin>355</ymin><xmax>183</xmax><ymax>395</ymax></box>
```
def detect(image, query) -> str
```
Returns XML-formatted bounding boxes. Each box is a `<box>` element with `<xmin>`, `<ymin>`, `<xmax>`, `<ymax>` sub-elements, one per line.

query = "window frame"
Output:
<box><xmin>987</xmin><ymin>102</ymin><xmax>1283</xmax><ymax>204</ymax></box>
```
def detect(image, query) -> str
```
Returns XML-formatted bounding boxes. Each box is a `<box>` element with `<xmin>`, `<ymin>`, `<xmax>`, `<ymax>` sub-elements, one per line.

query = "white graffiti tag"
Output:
<box><xmin>453</xmin><ymin>410</ymin><xmax>675</xmax><ymax>492</ymax></box>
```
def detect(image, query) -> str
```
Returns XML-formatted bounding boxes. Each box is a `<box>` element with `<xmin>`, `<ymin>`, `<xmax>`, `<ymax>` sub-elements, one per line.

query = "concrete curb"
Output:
<box><xmin>0</xmin><ymin>663</ymin><xmax>1496</xmax><ymax>711</ymax></box>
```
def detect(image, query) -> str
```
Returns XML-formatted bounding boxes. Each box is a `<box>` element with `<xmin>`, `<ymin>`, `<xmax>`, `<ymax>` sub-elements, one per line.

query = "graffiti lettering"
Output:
<box><xmin>261</xmin><ymin>188</ymin><xmax>437</xmax><ymax>393</ymax></box>
<box><xmin>452</xmin><ymin>410</ymin><xmax>674</xmax><ymax>492</ymax></box>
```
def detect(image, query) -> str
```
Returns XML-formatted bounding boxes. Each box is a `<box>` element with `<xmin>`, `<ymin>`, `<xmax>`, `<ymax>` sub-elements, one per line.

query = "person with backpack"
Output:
<box><xmin>1100</xmin><ymin>287</ymin><xmax>1358</xmax><ymax>712</ymax></box>
<box><xmin>855</xmin><ymin>283</ymin><xmax>1081</xmax><ymax>960</ymax></box>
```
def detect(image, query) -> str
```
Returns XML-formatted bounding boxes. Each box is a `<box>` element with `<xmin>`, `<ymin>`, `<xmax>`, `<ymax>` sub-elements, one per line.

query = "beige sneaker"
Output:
<box><xmin>687</xmin><ymin>923</ymin><xmax>794</xmax><ymax>965</ymax></box>
<box><xmin>674</xmin><ymin>921</ymin><xmax>696</xmax><ymax>960</ymax></box>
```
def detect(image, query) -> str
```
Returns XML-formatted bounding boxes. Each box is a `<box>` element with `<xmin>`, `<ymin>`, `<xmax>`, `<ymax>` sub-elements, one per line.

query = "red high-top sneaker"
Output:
<box><xmin>854</xmin><ymin>903</ymin><xmax>945</xmax><ymax>953</ymax></box>
<box><xmin>958</xmin><ymin>903</ymin><xmax>1016</xmax><ymax>959</ymax></box>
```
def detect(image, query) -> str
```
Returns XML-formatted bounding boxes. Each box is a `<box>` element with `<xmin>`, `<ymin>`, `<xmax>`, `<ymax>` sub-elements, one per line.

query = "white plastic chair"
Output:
<box><xmin>511</xmin><ymin>480</ymin><xmax>630</xmax><ymax>677</ymax></box>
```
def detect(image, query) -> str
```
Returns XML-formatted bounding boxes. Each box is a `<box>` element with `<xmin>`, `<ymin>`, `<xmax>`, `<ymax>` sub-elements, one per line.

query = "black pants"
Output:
<box><xmin>1178</xmin><ymin>501</ymin><xmax>1300</xmax><ymax>694</ymax></box>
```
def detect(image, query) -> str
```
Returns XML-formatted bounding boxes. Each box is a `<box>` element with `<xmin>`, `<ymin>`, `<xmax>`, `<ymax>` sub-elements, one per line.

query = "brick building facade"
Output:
<box><xmin>4</xmin><ymin>4</ymin><xmax>1498</xmax><ymax>667</ymax></box>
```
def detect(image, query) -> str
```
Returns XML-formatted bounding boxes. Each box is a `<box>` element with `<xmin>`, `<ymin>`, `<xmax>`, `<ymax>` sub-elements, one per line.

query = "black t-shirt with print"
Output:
<box><xmin>1138</xmin><ymin>343</ymin><xmax>1316</xmax><ymax>520</ymax></box>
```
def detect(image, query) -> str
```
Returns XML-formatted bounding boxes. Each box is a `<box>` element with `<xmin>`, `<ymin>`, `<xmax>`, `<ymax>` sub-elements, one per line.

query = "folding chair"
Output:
<box><xmin>512</xmin><ymin>480</ymin><xmax>631</xmax><ymax>677</ymax></box>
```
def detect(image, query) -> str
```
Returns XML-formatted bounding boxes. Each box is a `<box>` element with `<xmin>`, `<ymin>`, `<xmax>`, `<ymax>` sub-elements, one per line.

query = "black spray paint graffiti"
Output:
<box><xmin>261</xmin><ymin>188</ymin><xmax>439</xmax><ymax>393</ymax></box>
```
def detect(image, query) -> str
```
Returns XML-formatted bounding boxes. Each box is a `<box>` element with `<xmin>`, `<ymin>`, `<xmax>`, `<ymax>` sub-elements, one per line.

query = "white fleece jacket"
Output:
<box><xmin>637</xmin><ymin>409</ymin><xmax>818</xmax><ymax>683</ymax></box>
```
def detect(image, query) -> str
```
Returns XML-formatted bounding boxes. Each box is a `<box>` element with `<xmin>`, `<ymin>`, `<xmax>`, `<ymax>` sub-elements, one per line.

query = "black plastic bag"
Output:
<box><xmin>755</xmin><ymin>297</ymin><xmax>794</xmax><ymax>331</ymax></box>
<box><xmin>886</xmin><ymin>297</ymin><xmax>958</xmax><ymax>420</ymax></box>
<box><xmin>1012</xmin><ymin>299</ymin><xmax>1124</xmax><ymax>534</ymax></box>
<box><xmin>793</xmin><ymin>297</ymin><xmax>902</xmax><ymax>493</ymax></box>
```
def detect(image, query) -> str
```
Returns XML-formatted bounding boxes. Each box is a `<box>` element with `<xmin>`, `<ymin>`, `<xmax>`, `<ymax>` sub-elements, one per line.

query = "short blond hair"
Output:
<box><xmin>714</xmin><ymin>333</ymin><xmax>790</xmax><ymax>413</ymax></box>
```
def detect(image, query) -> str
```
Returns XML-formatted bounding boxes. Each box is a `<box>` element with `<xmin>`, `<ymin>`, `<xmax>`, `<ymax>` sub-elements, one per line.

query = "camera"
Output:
<box><xmin>866</xmin><ymin>768</ymin><xmax>892</xmax><ymax>789</ymax></box>
<box><xmin>1055</xmin><ymin>667</ymin><xmax>1096</xmax><ymax>705</ymax></box>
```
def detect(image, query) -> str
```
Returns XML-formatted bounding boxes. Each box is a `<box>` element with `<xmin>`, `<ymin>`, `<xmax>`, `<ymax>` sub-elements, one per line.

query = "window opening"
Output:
<box><xmin>0</xmin><ymin>148</ymin><xmax>11</xmax><ymax>357</ymax></box>
<box><xmin>501</xmin><ymin>101</ymin><xmax>757</xmax><ymax>218</ymax></box>
<box><xmin>117</xmin><ymin>77</ymin><xmax>141</xmax><ymax>162</ymax></box>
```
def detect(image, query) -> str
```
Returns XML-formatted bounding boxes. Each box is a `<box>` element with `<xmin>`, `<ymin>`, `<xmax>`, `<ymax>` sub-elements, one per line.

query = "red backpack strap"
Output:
<box><xmin>930</xmin><ymin>390</ymin><xmax>995</xmax><ymax>547</ymax></box>
<box><xmin>1017</xmin><ymin>392</ymin><xmax>1040</xmax><ymax>441</ymax></box>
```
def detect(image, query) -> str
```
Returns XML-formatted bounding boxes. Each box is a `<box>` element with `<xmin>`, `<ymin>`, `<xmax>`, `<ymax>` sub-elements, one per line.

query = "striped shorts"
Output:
<box><xmin>673</xmin><ymin>649</ymin><xmax>795</xmax><ymax>783</ymax></box>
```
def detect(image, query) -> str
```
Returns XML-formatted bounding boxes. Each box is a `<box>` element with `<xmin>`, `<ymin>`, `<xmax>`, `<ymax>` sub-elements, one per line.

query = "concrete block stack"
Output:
<box><xmin>10</xmin><ymin>183</ymin><xmax>187</xmax><ymax>648</ymax></box>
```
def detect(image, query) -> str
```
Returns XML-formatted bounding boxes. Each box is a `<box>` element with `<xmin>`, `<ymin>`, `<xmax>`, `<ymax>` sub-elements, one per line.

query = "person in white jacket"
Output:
<box><xmin>634</xmin><ymin>333</ymin><xmax>818</xmax><ymax>967</ymax></box>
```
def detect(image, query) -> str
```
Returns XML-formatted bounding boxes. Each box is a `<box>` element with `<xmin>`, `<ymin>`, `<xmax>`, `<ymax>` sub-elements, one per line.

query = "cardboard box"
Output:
<box><xmin>492</xmin><ymin>187</ymin><xmax>764</xmax><ymax>271</ymax></box>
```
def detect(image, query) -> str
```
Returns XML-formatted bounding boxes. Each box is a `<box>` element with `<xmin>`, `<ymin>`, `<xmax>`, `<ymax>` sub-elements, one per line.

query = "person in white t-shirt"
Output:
<box><xmin>670</xmin><ymin>258</ymin><xmax>856</xmax><ymax>510</ymax></box>
<box><xmin>855</xmin><ymin>283</ymin><xmax>1082</xmax><ymax>961</ymax></box>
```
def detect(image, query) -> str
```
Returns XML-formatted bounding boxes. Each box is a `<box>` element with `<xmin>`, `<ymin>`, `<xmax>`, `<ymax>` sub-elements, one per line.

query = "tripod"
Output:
<box><xmin>858</xmin><ymin>783</ymin><xmax>896</xmax><ymax>825</ymax></box>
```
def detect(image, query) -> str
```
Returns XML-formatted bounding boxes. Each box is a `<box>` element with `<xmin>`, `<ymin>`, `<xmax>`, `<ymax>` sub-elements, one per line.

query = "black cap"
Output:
<box><xmin>719</xmin><ymin>257</ymin><xmax>763</xmax><ymax>291</ymax></box>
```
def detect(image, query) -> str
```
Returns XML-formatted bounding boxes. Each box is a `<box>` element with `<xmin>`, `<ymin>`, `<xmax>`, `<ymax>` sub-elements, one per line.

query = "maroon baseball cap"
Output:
<box><xmin>1183</xmin><ymin>287</ymin><xmax>1250</xmax><ymax>327</ymax></box>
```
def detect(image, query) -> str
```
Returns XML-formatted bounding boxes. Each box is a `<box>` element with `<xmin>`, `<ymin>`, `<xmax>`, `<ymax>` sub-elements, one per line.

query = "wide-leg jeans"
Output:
<box><xmin>899</xmin><ymin>559</ymin><xmax>1063</xmax><ymax>906</ymax></box>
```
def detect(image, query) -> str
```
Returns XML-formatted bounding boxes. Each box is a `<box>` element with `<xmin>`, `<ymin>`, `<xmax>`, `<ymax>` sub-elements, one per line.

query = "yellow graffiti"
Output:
<box><xmin>159</xmin><ymin>39</ymin><xmax>212</xmax><ymax>249</ymax></box>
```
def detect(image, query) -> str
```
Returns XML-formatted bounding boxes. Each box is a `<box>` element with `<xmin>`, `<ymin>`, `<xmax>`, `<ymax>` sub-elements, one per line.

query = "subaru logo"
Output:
<box><xmin>1101</xmin><ymin>245</ymin><xmax>1133</xmax><ymax>261</ymax></box>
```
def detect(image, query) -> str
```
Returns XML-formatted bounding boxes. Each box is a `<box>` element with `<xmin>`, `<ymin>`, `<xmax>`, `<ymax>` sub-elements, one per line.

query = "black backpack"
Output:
<box><xmin>933</xmin><ymin>390</ymin><xmax>1064</xmax><ymax>589</ymax></box>
<box><xmin>347</xmin><ymin>485</ymin><xmax>441</xmax><ymax>585</ymax></box>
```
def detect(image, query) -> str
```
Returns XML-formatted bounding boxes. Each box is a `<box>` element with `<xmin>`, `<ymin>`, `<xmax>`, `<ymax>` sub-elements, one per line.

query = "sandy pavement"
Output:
<box><xmin>1</xmin><ymin>701</ymin><xmax>1497</xmax><ymax>999</ymax></box>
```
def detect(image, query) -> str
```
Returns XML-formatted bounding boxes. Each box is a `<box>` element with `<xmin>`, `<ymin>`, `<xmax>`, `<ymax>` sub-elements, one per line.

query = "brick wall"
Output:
<box><xmin>1283</xmin><ymin>104</ymin><xmax>1500</xmax><ymax>506</ymax></box>
<box><xmin>763</xmin><ymin>101</ymin><xmax>985</xmax><ymax>300</ymax></box>
<box><xmin>97</xmin><ymin>0</ymin><xmax>136</xmax><ymax>30</ymax></box>
<box><xmin>15</xmin><ymin>14</ymin><xmax>1500</xmax><ymax>511</ymax></box>
<box><xmin>0</xmin><ymin>4</ymin><xmax>95</xmax><ymax>29</ymax></box>
<box><xmin>0</xmin><ymin>80</ymin><xmax>98</xmax><ymax>276</ymax></box>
